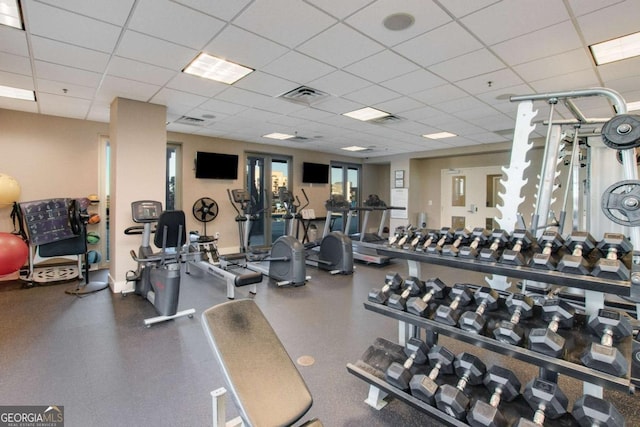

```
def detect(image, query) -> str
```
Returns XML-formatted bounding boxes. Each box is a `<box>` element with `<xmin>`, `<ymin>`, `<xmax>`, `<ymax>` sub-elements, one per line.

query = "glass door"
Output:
<box><xmin>330</xmin><ymin>162</ymin><xmax>361</xmax><ymax>235</ymax></box>
<box><xmin>246</xmin><ymin>154</ymin><xmax>291</xmax><ymax>247</ymax></box>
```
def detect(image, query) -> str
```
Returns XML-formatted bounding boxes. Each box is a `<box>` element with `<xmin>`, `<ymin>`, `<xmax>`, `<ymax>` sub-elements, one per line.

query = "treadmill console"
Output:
<box><xmin>131</xmin><ymin>200</ymin><xmax>163</xmax><ymax>223</ymax></box>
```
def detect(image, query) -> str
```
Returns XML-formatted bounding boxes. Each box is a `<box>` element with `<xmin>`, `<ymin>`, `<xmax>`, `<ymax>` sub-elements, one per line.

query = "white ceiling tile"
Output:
<box><xmin>0</xmin><ymin>26</ymin><xmax>29</xmax><ymax>57</ymax></box>
<box><xmin>455</xmin><ymin>69</ymin><xmax>525</xmax><ymax>95</ymax></box>
<box><xmin>128</xmin><ymin>0</ymin><xmax>224</xmax><ymax>49</ymax></box>
<box><xmin>150</xmin><ymin>88</ymin><xmax>209</xmax><ymax>110</ymax></box>
<box><xmin>513</xmin><ymin>49</ymin><xmax>593</xmax><ymax>83</ymax></box>
<box><xmin>380</xmin><ymin>69</ymin><xmax>445</xmax><ymax>95</ymax></box>
<box><xmin>165</xmin><ymin>72</ymin><xmax>228</xmax><ymax>97</ymax></box>
<box><xmin>374</xmin><ymin>96</ymin><xmax>424</xmax><ymax>114</ymax></box>
<box><xmin>172</xmin><ymin>0</ymin><xmax>252</xmax><ymax>21</ymax></box>
<box><xmin>343</xmin><ymin>85</ymin><xmax>400</xmax><ymax>106</ymax></box>
<box><xmin>35</xmin><ymin>0</ymin><xmax>135</xmax><ymax>25</ymax></box>
<box><xmin>435</xmin><ymin>97</ymin><xmax>491</xmax><ymax>114</ymax></box>
<box><xmin>345</xmin><ymin>0</ymin><xmax>451</xmax><ymax>47</ymax></box>
<box><xmin>95</xmin><ymin>75</ymin><xmax>161</xmax><ymax>104</ymax></box>
<box><xmin>0</xmin><ymin>97</ymin><xmax>38</xmax><ymax>113</ymax></box>
<box><xmin>607</xmin><ymin>74</ymin><xmax>640</xmax><ymax>95</ymax></box>
<box><xmin>234</xmin><ymin>0</ymin><xmax>336</xmax><ymax>48</ymax></box>
<box><xmin>492</xmin><ymin>22</ymin><xmax>583</xmax><ymax>66</ymax></box>
<box><xmin>306</xmin><ymin>0</ymin><xmax>373</xmax><ymax>19</ymax></box>
<box><xmin>410</xmin><ymin>84</ymin><xmax>468</xmax><ymax>105</ymax></box>
<box><xmin>438</xmin><ymin>0</ymin><xmax>500</xmax><ymax>18</ymax></box>
<box><xmin>34</xmin><ymin>61</ymin><xmax>102</xmax><ymax>88</ymax></box>
<box><xmin>198</xmin><ymin>98</ymin><xmax>248</xmax><ymax>115</ymax></box>
<box><xmin>0</xmin><ymin>52</ymin><xmax>32</xmax><ymax>76</ymax></box>
<box><xmin>204</xmin><ymin>25</ymin><xmax>288</xmax><ymax>69</ymax></box>
<box><xmin>598</xmin><ymin>55</ymin><xmax>640</xmax><ymax>83</ymax></box>
<box><xmin>312</xmin><ymin>96</ymin><xmax>363</xmax><ymax>114</ymax></box>
<box><xmin>461</xmin><ymin>0</ymin><xmax>569</xmax><ymax>45</ymax></box>
<box><xmin>37</xmin><ymin>92</ymin><xmax>91</xmax><ymax>119</ymax></box>
<box><xmin>262</xmin><ymin>51</ymin><xmax>335</xmax><ymax>84</ymax></box>
<box><xmin>344</xmin><ymin>50</ymin><xmax>420</xmax><ymax>83</ymax></box>
<box><xmin>401</xmin><ymin>105</ymin><xmax>447</xmax><ymax>122</ymax></box>
<box><xmin>86</xmin><ymin>104</ymin><xmax>110</xmax><ymax>123</ymax></box>
<box><xmin>529</xmin><ymin>69</ymin><xmax>600</xmax><ymax>93</ymax></box>
<box><xmin>234</xmin><ymin>71</ymin><xmax>296</xmax><ymax>97</ymax></box>
<box><xmin>578</xmin><ymin>0</ymin><xmax>640</xmax><ymax>45</ymax></box>
<box><xmin>297</xmin><ymin>23</ymin><xmax>384</xmax><ymax>68</ymax></box>
<box><xmin>30</xmin><ymin>36</ymin><xmax>110</xmax><ymax>73</ymax></box>
<box><xmin>0</xmin><ymin>70</ymin><xmax>34</xmax><ymax>90</ymax></box>
<box><xmin>116</xmin><ymin>30</ymin><xmax>198</xmax><ymax>70</ymax></box>
<box><xmin>183</xmin><ymin>108</ymin><xmax>230</xmax><ymax>122</ymax></box>
<box><xmin>254</xmin><ymin>98</ymin><xmax>309</xmax><ymax>115</ymax></box>
<box><xmin>215</xmin><ymin>86</ymin><xmax>277</xmax><ymax>109</ymax></box>
<box><xmin>567</xmin><ymin>0</ymin><xmax>624</xmax><ymax>16</ymax></box>
<box><xmin>37</xmin><ymin>78</ymin><xmax>96</xmax><ymax>100</ymax></box>
<box><xmin>467</xmin><ymin>132</ymin><xmax>509</xmax><ymax>143</ymax></box>
<box><xmin>26</xmin><ymin>1</ymin><xmax>120</xmax><ymax>53</ymax></box>
<box><xmin>308</xmin><ymin>70</ymin><xmax>371</xmax><ymax>96</ymax></box>
<box><xmin>394</xmin><ymin>22</ymin><xmax>483</xmax><ymax>67</ymax></box>
<box><xmin>428</xmin><ymin>49</ymin><xmax>504</xmax><ymax>82</ymax></box>
<box><xmin>289</xmin><ymin>107</ymin><xmax>335</xmax><ymax>121</ymax></box>
<box><xmin>108</xmin><ymin>56</ymin><xmax>176</xmax><ymax>87</ymax></box>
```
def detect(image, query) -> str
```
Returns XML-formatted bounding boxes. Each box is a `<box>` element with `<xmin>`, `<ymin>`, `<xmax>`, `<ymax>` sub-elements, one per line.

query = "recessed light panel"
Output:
<box><xmin>183</xmin><ymin>53</ymin><xmax>254</xmax><ymax>84</ymax></box>
<box><xmin>341</xmin><ymin>146</ymin><xmax>368</xmax><ymax>152</ymax></box>
<box><xmin>589</xmin><ymin>31</ymin><xmax>640</xmax><ymax>65</ymax></box>
<box><xmin>0</xmin><ymin>84</ymin><xmax>34</xmax><ymax>101</ymax></box>
<box><xmin>343</xmin><ymin>107</ymin><xmax>391</xmax><ymax>122</ymax></box>
<box><xmin>0</xmin><ymin>0</ymin><xmax>23</xmax><ymax>29</ymax></box>
<box><xmin>263</xmin><ymin>133</ymin><xmax>295</xmax><ymax>140</ymax></box>
<box><xmin>422</xmin><ymin>132</ymin><xmax>456</xmax><ymax>139</ymax></box>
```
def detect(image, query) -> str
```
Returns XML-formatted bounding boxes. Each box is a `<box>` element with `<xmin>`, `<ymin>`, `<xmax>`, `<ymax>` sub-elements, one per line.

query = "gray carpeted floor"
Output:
<box><xmin>1</xmin><ymin>259</ymin><xmax>639</xmax><ymax>426</ymax></box>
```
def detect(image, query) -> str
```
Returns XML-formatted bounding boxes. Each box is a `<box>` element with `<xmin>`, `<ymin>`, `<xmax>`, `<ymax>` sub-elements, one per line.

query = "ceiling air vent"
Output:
<box><xmin>369</xmin><ymin>114</ymin><xmax>403</xmax><ymax>124</ymax></box>
<box><xmin>175</xmin><ymin>116</ymin><xmax>206</xmax><ymax>126</ymax></box>
<box><xmin>280</xmin><ymin>86</ymin><xmax>329</xmax><ymax>105</ymax></box>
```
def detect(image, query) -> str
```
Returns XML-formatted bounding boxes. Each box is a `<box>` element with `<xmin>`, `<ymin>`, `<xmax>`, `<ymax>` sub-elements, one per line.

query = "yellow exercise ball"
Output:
<box><xmin>0</xmin><ymin>174</ymin><xmax>21</xmax><ymax>206</ymax></box>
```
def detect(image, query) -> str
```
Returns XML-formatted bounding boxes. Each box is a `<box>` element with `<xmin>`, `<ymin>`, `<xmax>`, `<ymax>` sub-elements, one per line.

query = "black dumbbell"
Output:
<box><xmin>434</xmin><ymin>284</ymin><xmax>473</xmax><ymax>326</ymax></box>
<box><xmin>442</xmin><ymin>228</ymin><xmax>471</xmax><ymax>257</ymax></box>
<box><xmin>418</xmin><ymin>229</ymin><xmax>440</xmax><ymax>252</ymax></box>
<box><xmin>409</xmin><ymin>345</ymin><xmax>455</xmax><ymax>405</ymax></box>
<box><xmin>591</xmin><ymin>233</ymin><xmax>632</xmax><ymax>280</ymax></box>
<box><xmin>435</xmin><ymin>352</ymin><xmax>486</xmax><ymax>420</ymax></box>
<box><xmin>557</xmin><ymin>231</ymin><xmax>596</xmax><ymax>275</ymax></box>
<box><xmin>385</xmin><ymin>337</ymin><xmax>429</xmax><ymax>390</ymax></box>
<box><xmin>493</xmin><ymin>293</ymin><xmax>534</xmax><ymax>346</ymax></box>
<box><xmin>467</xmin><ymin>365</ymin><xmax>521</xmax><ymax>427</ymax></box>
<box><xmin>581</xmin><ymin>308</ymin><xmax>632</xmax><ymax>377</ymax></box>
<box><xmin>499</xmin><ymin>229</ymin><xmax>534</xmax><ymax>265</ymax></box>
<box><xmin>408</xmin><ymin>229</ymin><xmax>425</xmax><ymax>250</ymax></box>
<box><xmin>530</xmin><ymin>231</ymin><xmax>565</xmax><ymax>270</ymax></box>
<box><xmin>515</xmin><ymin>377</ymin><xmax>568</xmax><ymax>426</ymax></box>
<box><xmin>479</xmin><ymin>229</ymin><xmax>510</xmax><ymax>262</ymax></box>
<box><xmin>528</xmin><ymin>299</ymin><xmax>575</xmax><ymax>357</ymax></box>
<box><xmin>459</xmin><ymin>228</ymin><xmax>490</xmax><ymax>258</ymax></box>
<box><xmin>458</xmin><ymin>287</ymin><xmax>500</xmax><ymax>333</ymax></box>
<box><xmin>368</xmin><ymin>272</ymin><xmax>403</xmax><ymax>304</ymax></box>
<box><xmin>397</xmin><ymin>225</ymin><xmax>416</xmax><ymax>248</ymax></box>
<box><xmin>426</xmin><ymin>227</ymin><xmax>454</xmax><ymax>254</ymax></box>
<box><xmin>387</xmin><ymin>276</ymin><xmax>425</xmax><ymax>311</ymax></box>
<box><xmin>406</xmin><ymin>278</ymin><xmax>448</xmax><ymax>317</ymax></box>
<box><xmin>572</xmin><ymin>394</ymin><xmax>625</xmax><ymax>427</ymax></box>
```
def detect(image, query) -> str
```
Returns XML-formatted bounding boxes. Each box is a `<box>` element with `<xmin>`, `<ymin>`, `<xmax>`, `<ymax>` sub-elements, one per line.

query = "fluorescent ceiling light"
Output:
<box><xmin>589</xmin><ymin>31</ymin><xmax>640</xmax><ymax>65</ymax></box>
<box><xmin>343</xmin><ymin>107</ymin><xmax>390</xmax><ymax>122</ymax></box>
<box><xmin>263</xmin><ymin>132</ymin><xmax>295</xmax><ymax>140</ymax></box>
<box><xmin>627</xmin><ymin>101</ymin><xmax>640</xmax><ymax>112</ymax></box>
<box><xmin>0</xmin><ymin>0</ymin><xmax>22</xmax><ymax>29</ymax></box>
<box><xmin>0</xmin><ymin>84</ymin><xmax>34</xmax><ymax>101</ymax></box>
<box><xmin>341</xmin><ymin>146</ymin><xmax>368</xmax><ymax>152</ymax></box>
<box><xmin>422</xmin><ymin>132</ymin><xmax>456</xmax><ymax>139</ymax></box>
<box><xmin>183</xmin><ymin>53</ymin><xmax>254</xmax><ymax>84</ymax></box>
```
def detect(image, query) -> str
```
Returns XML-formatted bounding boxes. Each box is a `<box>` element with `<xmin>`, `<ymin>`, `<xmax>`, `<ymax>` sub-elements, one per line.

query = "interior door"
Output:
<box><xmin>441</xmin><ymin>166</ymin><xmax>503</xmax><ymax>231</ymax></box>
<box><xmin>246</xmin><ymin>154</ymin><xmax>291</xmax><ymax>246</ymax></box>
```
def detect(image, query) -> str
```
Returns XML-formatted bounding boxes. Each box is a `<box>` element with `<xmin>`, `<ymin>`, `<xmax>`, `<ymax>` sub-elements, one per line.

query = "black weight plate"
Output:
<box><xmin>601</xmin><ymin>179</ymin><xmax>640</xmax><ymax>226</ymax></box>
<box><xmin>602</xmin><ymin>114</ymin><xmax>640</xmax><ymax>150</ymax></box>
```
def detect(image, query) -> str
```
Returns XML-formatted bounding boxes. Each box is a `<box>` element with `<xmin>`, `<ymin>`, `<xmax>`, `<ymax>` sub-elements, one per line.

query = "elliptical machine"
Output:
<box><xmin>280</xmin><ymin>188</ymin><xmax>354</xmax><ymax>275</ymax></box>
<box><xmin>124</xmin><ymin>200</ymin><xmax>195</xmax><ymax>327</ymax></box>
<box><xmin>227</xmin><ymin>189</ymin><xmax>308</xmax><ymax>287</ymax></box>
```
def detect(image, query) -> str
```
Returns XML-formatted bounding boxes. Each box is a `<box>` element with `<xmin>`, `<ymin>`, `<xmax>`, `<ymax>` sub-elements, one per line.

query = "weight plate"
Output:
<box><xmin>192</xmin><ymin>197</ymin><xmax>219</xmax><ymax>223</ymax></box>
<box><xmin>601</xmin><ymin>114</ymin><xmax>640</xmax><ymax>150</ymax></box>
<box><xmin>601</xmin><ymin>179</ymin><xmax>640</xmax><ymax>226</ymax></box>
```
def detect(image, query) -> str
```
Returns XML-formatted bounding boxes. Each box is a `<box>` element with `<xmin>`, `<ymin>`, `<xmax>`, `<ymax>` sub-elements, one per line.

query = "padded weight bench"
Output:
<box><xmin>202</xmin><ymin>299</ymin><xmax>322</xmax><ymax>427</ymax></box>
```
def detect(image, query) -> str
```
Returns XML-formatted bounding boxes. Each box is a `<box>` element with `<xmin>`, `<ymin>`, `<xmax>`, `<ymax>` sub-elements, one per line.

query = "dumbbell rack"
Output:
<box><xmin>347</xmin><ymin>244</ymin><xmax>640</xmax><ymax>425</ymax></box>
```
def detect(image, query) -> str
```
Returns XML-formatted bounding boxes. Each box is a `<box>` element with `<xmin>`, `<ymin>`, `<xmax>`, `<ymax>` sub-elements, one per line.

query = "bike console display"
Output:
<box><xmin>131</xmin><ymin>200</ymin><xmax>163</xmax><ymax>223</ymax></box>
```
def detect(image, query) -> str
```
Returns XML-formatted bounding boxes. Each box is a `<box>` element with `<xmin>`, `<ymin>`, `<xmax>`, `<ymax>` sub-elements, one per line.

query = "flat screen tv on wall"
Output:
<box><xmin>195</xmin><ymin>151</ymin><xmax>239</xmax><ymax>179</ymax></box>
<box><xmin>302</xmin><ymin>162</ymin><xmax>329</xmax><ymax>184</ymax></box>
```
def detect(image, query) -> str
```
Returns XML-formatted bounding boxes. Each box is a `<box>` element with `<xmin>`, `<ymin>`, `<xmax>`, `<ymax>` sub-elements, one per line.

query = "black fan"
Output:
<box><xmin>192</xmin><ymin>197</ymin><xmax>219</xmax><ymax>241</ymax></box>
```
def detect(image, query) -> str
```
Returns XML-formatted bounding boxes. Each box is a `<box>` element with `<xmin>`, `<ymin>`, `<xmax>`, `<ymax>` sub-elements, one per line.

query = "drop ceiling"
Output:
<box><xmin>0</xmin><ymin>0</ymin><xmax>639</xmax><ymax>158</ymax></box>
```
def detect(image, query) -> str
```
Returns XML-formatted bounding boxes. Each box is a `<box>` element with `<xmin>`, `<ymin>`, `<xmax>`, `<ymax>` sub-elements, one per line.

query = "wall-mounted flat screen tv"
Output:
<box><xmin>195</xmin><ymin>151</ymin><xmax>239</xmax><ymax>179</ymax></box>
<box><xmin>302</xmin><ymin>162</ymin><xmax>329</xmax><ymax>184</ymax></box>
